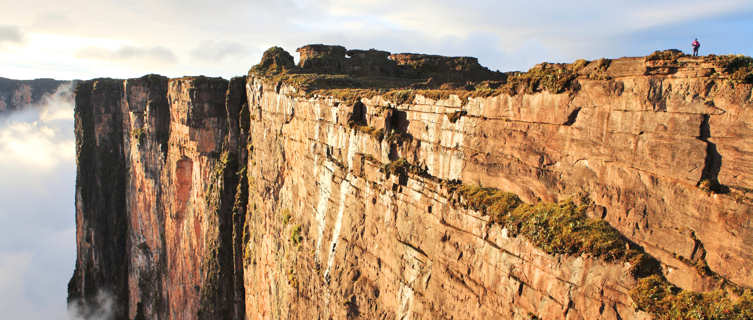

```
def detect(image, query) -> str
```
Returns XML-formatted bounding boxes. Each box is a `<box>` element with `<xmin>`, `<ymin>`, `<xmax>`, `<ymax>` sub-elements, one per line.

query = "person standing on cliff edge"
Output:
<box><xmin>692</xmin><ymin>38</ymin><xmax>701</xmax><ymax>56</ymax></box>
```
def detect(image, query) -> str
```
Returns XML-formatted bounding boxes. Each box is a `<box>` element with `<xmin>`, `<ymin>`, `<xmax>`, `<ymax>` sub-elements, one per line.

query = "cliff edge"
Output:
<box><xmin>69</xmin><ymin>46</ymin><xmax>753</xmax><ymax>319</ymax></box>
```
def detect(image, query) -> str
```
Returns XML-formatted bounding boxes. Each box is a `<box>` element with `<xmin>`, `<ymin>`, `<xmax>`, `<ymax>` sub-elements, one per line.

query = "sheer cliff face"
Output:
<box><xmin>69</xmin><ymin>76</ymin><xmax>247</xmax><ymax>320</ymax></box>
<box><xmin>70</xmin><ymin>48</ymin><xmax>753</xmax><ymax>320</ymax></box>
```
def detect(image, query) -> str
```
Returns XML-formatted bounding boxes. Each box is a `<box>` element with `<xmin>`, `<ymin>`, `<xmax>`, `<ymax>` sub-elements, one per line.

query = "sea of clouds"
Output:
<box><xmin>0</xmin><ymin>84</ymin><xmax>112</xmax><ymax>319</ymax></box>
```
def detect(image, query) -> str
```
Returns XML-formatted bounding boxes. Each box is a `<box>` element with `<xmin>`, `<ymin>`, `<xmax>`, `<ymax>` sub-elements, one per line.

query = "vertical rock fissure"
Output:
<box><xmin>697</xmin><ymin>114</ymin><xmax>727</xmax><ymax>192</ymax></box>
<box><xmin>198</xmin><ymin>77</ymin><xmax>249</xmax><ymax>320</ymax></box>
<box><xmin>228</xmin><ymin>76</ymin><xmax>249</xmax><ymax>319</ymax></box>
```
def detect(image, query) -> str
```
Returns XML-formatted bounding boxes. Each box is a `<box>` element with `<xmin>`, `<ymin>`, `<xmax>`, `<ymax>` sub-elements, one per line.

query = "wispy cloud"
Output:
<box><xmin>67</xmin><ymin>291</ymin><xmax>115</xmax><ymax>320</ymax></box>
<box><xmin>0</xmin><ymin>25</ymin><xmax>23</xmax><ymax>44</ymax></box>
<box><xmin>2</xmin><ymin>0</ymin><xmax>752</xmax><ymax>79</ymax></box>
<box><xmin>0</xmin><ymin>84</ymin><xmax>74</xmax><ymax>170</ymax></box>
<box><xmin>76</xmin><ymin>45</ymin><xmax>177</xmax><ymax>63</ymax></box>
<box><xmin>190</xmin><ymin>40</ymin><xmax>249</xmax><ymax>61</ymax></box>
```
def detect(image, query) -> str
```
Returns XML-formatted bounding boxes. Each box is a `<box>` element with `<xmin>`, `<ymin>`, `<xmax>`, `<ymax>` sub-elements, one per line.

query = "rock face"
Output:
<box><xmin>69</xmin><ymin>46</ymin><xmax>753</xmax><ymax>319</ymax></box>
<box><xmin>0</xmin><ymin>77</ymin><xmax>67</xmax><ymax>113</ymax></box>
<box><xmin>69</xmin><ymin>76</ymin><xmax>247</xmax><ymax>320</ymax></box>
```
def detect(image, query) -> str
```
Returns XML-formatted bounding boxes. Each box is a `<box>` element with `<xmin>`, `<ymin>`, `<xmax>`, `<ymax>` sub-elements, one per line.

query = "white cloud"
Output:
<box><xmin>628</xmin><ymin>0</ymin><xmax>753</xmax><ymax>30</ymax></box>
<box><xmin>0</xmin><ymin>84</ymin><xmax>74</xmax><ymax>171</ymax></box>
<box><xmin>0</xmin><ymin>83</ymin><xmax>76</xmax><ymax>320</ymax></box>
<box><xmin>76</xmin><ymin>45</ymin><xmax>177</xmax><ymax>63</ymax></box>
<box><xmin>67</xmin><ymin>291</ymin><xmax>115</xmax><ymax>320</ymax></box>
<box><xmin>0</xmin><ymin>0</ymin><xmax>749</xmax><ymax>79</ymax></box>
<box><xmin>0</xmin><ymin>25</ymin><xmax>23</xmax><ymax>44</ymax></box>
<box><xmin>190</xmin><ymin>40</ymin><xmax>248</xmax><ymax>61</ymax></box>
<box><xmin>0</xmin><ymin>252</ymin><xmax>32</xmax><ymax>292</ymax></box>
<box><xmin>0</xmin><ymin>0</ymin><xmax>747</xmax><ymax>79</ymax></box>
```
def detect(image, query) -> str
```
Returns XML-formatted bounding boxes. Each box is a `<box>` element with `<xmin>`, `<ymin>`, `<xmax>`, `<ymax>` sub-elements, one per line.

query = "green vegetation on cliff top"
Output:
<box><xmin>248</xmin><ymin>46</ymin><xmax>621</xmax><ymax>106</ymax></box>
<box><xmin>250</xmin><ymin>46</ymin><xmax>753</xmax><ymax>109</ymax></box>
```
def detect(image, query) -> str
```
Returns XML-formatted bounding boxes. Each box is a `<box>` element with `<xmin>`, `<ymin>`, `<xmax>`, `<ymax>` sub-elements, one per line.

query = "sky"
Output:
<box><xmin>1</xmin><ymin>0</ymin><xmax>752</xmax><ymax>80</ymax></box>
<box><xmin>0</xmin><ymin>1</ymin><xmax>752</xmax><ymax>319</ymax></box>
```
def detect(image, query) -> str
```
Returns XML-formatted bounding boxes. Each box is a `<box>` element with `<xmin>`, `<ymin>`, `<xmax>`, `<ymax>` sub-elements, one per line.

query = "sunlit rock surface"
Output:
<box><xmin>69</xmin><ymin>47</ymin><xmax>753</xmax><ymax>319</ymax></box>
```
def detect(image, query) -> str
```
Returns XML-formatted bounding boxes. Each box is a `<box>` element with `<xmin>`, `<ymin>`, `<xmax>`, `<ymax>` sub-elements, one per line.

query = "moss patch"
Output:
<box><xmin>290</xmin><ymin>224</ymin><xmax>302</xmax><ymax>247</ymax></box>
<box><xmin>381</xmin><ymin>158</ymin><xmax>427</xmax><ymax>178</ymax></box>
<box><xmin>451</xmin><ymin>184</ymin><xmax>643</xmax><ymax>262</ymax></box>
<box><xmin>631</xmin><ymin>275</ymin><xmax>753</xmax><ymax>320</ymax></box>
<box><xmin>646</xmin><ymin>49</ymin><xmax>686</xmax><ymax>62</ymax></box>
<box><xmin>722</xmin><ymin>56</ymin><xmax>753</xmax><ymax>83</ymax></box>
<box><xmin>500</xmin><ymin>62</ymin><xmax>586</xmax><ymax>95</ymax></box>
<box><xmin>281</xmin><ymin>208</ymin><xmax>291</xmax><ymax>225</ymax></box>
<box><xmin>352</xmin><ymin>125</ymin><xmax>384</xmax><ymax>141</ymax></box>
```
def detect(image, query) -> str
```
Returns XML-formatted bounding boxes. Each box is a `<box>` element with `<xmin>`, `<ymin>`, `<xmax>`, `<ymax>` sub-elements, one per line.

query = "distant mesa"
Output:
<box><xmin>252</xmin><ymin>44</ymin><xmax>505</xmax><ymax>86</ymax></box>
<box><xmin>0</xmin><ymin>77</ymin><xmax>69</xmax><ymax>114</ymax></box>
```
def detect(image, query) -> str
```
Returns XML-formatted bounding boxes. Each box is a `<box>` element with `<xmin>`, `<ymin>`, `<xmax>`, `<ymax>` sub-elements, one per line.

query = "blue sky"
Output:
<box><xmin>0</xmin><ymin>1</ymin><xmax>752</xmax><ymax>319</ymax></box>
<box><xmin>0</xmin><ymin>0</ymin><xmax>751</xmax><ymax>80</ymax></box>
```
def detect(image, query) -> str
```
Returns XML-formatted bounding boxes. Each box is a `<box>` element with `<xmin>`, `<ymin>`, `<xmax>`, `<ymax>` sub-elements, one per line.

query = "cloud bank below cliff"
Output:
<box><xmin>1</xmin><ymin>0</ymin><xmax>752</xmax><ymax>79</ymax></box>
<box><xmin>0</xmin><ymin>84</ymin><xmax>78</xmax><ymax>319</ymax></box>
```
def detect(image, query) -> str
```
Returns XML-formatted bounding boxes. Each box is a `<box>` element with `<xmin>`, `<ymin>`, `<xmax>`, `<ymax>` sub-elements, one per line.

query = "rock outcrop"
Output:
<box><xmin>0</xmin><ymin>77</ymin><xmax>67</xmax><ymax>113</ymax></box>
<box><xmin>69</xmin><ymin>46</ymin><xmax>753</xmax><ymax>319</ymax></box>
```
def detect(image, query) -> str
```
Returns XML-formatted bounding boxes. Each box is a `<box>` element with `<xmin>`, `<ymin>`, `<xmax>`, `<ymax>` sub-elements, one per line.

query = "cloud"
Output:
<box><xmin>0</xmin><ymin>83</ymin><xmax>74</xmax><ymax>171</ymax></box>
<box><xmin>0</xmin><ymin>25</ymin><xmax>23</xmax><ymax>44</ymax></box>
<box><xmin>2</xmin><ymin>0</ymin><xmax>752</xmax><ymax>79</ymax></box>
<box><xmin>67</xmin><ymin>291</ymin><xmax>115</xmax><ymax>320</ymax></box>
<box><xmin>76</xmin><ymin>45</ymin><xmax>177</xmax><ymax>63</ymax></box>
<box><xmin>0</xmin><ymin>83</ymin><xmax>77</xmax><ymax>320</ymax></box>
<box><xmin>190</xmin><ymin>40</ymin><xmax>249</xmax><ymax>61</ymax></box>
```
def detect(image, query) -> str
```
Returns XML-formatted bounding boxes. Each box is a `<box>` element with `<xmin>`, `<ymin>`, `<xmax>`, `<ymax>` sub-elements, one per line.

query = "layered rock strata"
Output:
<box><xmin>69</xmin><ymin>46</ymin><xmax>753</xmax><ymax>319</ymax></box>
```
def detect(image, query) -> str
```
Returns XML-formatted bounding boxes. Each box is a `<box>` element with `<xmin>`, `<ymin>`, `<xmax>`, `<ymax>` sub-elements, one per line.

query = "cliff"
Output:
<box><xmin>69</xmin><ymin>46</ymin><xmax>753</xmax><ymax>319</ymax></box>
<box><xmin>0</xmin><ymin>77</ymin><xmax>68</xmax><ymax>113</ymax></box>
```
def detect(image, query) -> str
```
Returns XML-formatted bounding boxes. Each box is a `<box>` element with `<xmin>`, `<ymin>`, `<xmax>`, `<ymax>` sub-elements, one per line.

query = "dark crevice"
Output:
<box><xmin>697</xmin><ymin>114</ymin><xmax>729</xmax><ymax>193</ymax></box>
<box><xmin>347</xmin><ymin>101</ymin><xmax>367</xmax><ymax>127</ymax></box>
<box><xmin>613</xmin><ymin>304</ymin><xmax>623</xmax><ymax>320</ymax></box>
<box><xmin>384</xmin><ymin>108</ymin><xmax>408</xmax><ymax>133</ymax></box>
<box><xmin>563</xmin><ymin>107</ymin><xmax>581</xmax><ymax>126</ymax></box>
<box><xmin>388</xmin><ymin>144</ymin><xmax>398</xmax><ymax>161</ymax></box>
<box><xmin>396</xmin><ymin>239</ymin><xmax>428</xmax><ymax>258</ymax></box>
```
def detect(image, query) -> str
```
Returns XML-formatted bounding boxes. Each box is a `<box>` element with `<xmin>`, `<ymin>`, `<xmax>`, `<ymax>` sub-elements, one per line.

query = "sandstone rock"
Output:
<box><xmin>70</xmin><ymin>46</ymin><xmax>753</xmax><ymax>319</ymax></box>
